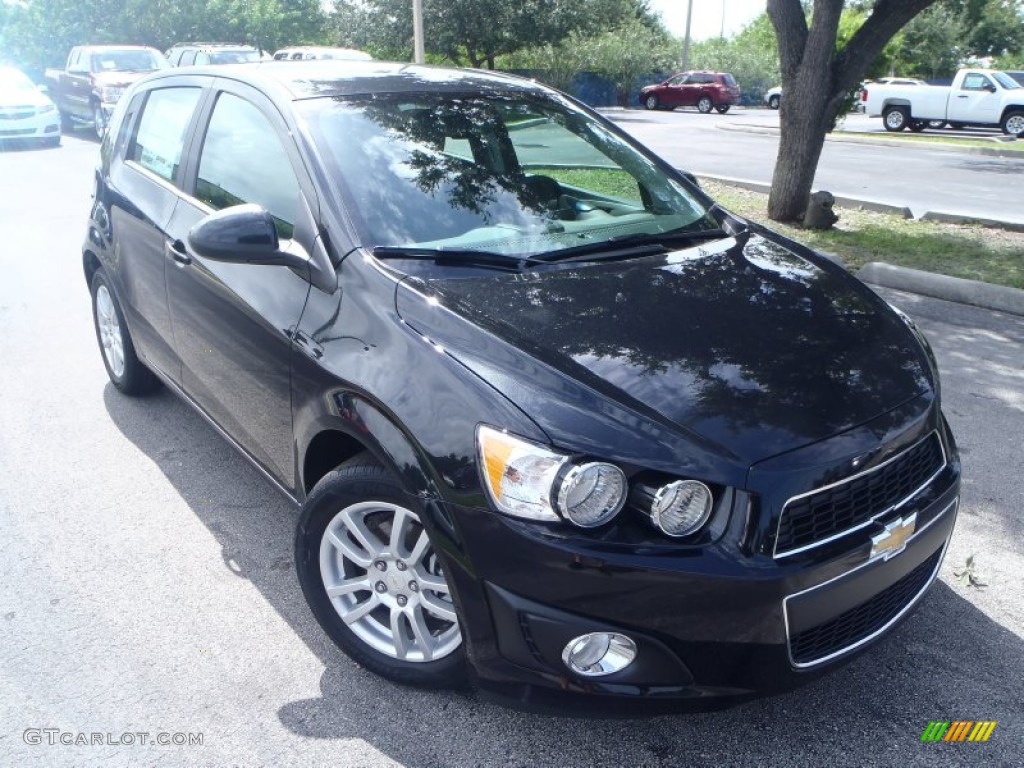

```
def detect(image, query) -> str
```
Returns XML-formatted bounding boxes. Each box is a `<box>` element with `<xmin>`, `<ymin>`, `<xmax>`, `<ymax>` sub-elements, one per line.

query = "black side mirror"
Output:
<box><xmin>188</xmin><ymin>204</ymin><xmax>305</xmax><ymax>269</ymax></box>
<box><xmin>985</xmin><ymin>82</ymin><xmax>997</xmax><ymax>93</ymax></box>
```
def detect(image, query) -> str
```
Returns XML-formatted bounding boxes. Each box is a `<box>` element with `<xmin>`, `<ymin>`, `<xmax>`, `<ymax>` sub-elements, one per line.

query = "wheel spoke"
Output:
<box><xmin>408</xmin><ymin>606</ymin><xmax>433</xmax><ymax>661</ymax></box>
<box><xmin>390</xmin><ymin>608</ymin><xmax>409</xmax><ymax>660</ymax></box>
<box><xmin>325</xmin><ymin>575</ymin><xmax>371</xmax><ymax>598</ymax></box>
<box><xmin>408</xmin><ymin>529</ymin><xmax>430</xmax><ymax>567</ymax></box>
<box><xmin>418</xmin><ymin>571</ymin><xmax>450</xmax><ymax>595</ymax></box>
<box><xmin>327</xmin><ymin>529</ymin><xmax>373</xmax><ymax>568</ymax></box>
<box><xmin>340</xmin><ymin>594</ymin><xmax>379</xmax><ymax>625</ymax></box>
<box><xmin>344</xmin><ymin>513</ymin><xmax>386</xmax><ymax>559</ymax></box>
<box><xmin>389</xmin><ymin>506</ymin><xmax>415</xmax><ymax>559</ymax></box>
<box><xmin>421</xmin><ymin>593</ymin><xmax>457</xmax><ymax>622</ymax></box>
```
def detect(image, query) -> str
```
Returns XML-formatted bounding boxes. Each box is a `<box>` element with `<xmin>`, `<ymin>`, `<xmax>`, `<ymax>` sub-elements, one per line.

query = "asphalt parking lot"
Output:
<box><xmin>1</xmin><ymin>131</ymin><xmax>1022</xmax><ymax>767</ymax></box>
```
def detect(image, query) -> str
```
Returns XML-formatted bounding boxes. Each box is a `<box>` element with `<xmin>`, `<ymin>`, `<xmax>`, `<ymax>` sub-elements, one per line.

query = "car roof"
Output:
<box><xmin>77</xmin><ymin>45</ymin><xmax>158</xmax><ymax>51</ymax></box>
<box><xmin>169</xmin><ymin>42</ymin><xmax>258</xmax><ymax>50</ymax></box>
<box><xmin>139</xmin><ymin>60</ymin><xmax>547</xmax><ymax>101</ymax></box>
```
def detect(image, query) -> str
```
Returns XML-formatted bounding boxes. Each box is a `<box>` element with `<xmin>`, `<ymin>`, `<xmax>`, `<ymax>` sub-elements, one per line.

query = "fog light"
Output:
<box><xmin>649</xmin><ymin>480</ymin><xmax>713</xmax><ymax>537</ymax></box>
<box><xmin>562</xmin><ymin>632</ymin><xmax>637</xmax><ymax>677</ymax></box>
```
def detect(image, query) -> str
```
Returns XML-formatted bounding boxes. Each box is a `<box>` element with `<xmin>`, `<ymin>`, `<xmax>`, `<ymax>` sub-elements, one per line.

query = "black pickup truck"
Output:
<box><xmin>44</xmin><ymin>45</ymin><xmax>167</xmax><ymax>137</ymax></box>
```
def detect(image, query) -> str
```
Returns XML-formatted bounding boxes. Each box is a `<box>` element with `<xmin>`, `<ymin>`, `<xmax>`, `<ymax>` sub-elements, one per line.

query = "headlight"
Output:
<box><xmin>632</xmin><ymin>479</ymin><xmax>714</xmax><ymax>537</ymax></box>
<box><xmin>477</xmin><ymin>426</ymin><xmax>567</xmax><ymax>522</ymax></box>
<box><xmin>476</xmin><ymin>426</ymin><xmax>626</xmax><ymax>528</ymax></box>
<box><xmin>556</xmin><ymin>462</ymin><xmax>627</xmax><ymax>528</ymax></box>
<box><xmin>100</xmin><ymin>86</ymin><xmax>125</xmax><ymax>103</ymax></box>
<box><xmin>37</xmin><ymin>104</ymin><xmax>56</xmax><ymax>115</ymax></box>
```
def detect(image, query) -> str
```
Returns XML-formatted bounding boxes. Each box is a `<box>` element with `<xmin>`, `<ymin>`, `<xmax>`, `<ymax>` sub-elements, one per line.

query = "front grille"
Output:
<box><xmin>789</xmin><ymin>547</ymin><xmax>942</xmax><ymax>666</ymax></box>
<box><xmin>776</xmin><ymin>432</ymin><xmax>944</xmax><ymax>556</ymax></box>
<box><xmin>0</xmin><ymin>109</ymin><xmax>35</xmax><ymax>121</ymax></box>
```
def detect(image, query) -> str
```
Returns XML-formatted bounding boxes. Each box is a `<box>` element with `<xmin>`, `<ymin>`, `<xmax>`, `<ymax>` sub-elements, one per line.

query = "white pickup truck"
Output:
<box><xmin>863</xmin><ymin>69</ymin><xmax>1024</xmax><ymax>136</ymax></box>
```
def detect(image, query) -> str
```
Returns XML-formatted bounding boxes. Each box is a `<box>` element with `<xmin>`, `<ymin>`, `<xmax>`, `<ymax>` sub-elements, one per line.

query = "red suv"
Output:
<box><xmin>640</xmin><ymin>71</ymin><xmax>741</xmax><ymax>113</ymax></box>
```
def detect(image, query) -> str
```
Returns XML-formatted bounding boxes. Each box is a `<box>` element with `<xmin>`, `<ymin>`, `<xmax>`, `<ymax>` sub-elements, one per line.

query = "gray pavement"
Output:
<box><xmin>605</xmin><ymin>108</ymin><xmax>1024</xmax><ymax>225</ymax></box>
<box><xmin>1</xmin><ymin>131</ymin><xmax>1022</xmax><ymax>767</ymax></box>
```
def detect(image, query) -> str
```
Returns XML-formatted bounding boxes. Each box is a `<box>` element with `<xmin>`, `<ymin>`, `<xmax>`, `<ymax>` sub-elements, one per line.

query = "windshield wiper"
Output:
<box><xmin>535</xmin><ymin>227</ymin><xmax>730</xmax><ymax>265</ymax></box>
<box><xmin>372</xmin><ymin>246</ymin><xmax>543</xmax><ymax>272</ymax></box>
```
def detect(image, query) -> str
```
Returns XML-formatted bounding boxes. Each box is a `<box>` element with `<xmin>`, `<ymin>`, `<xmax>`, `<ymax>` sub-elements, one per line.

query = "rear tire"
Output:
<box><xmin>908</xmin><ymin>120</ymin><xmax>927</xmax><ymax>133</ymax></box>
<box><xmin>949</xmin><ymin>121</ymin><xmax>965</xmax><ymax>130</ymax></box>
<box><xmin>90</xmin><ymin>270</ymin><xmax>160</xmax><ymax>395</ymax></box>
<box><xmin>644</xmin><ymin>94</ymin><xmax>658</xmax><ymax>111</ymax></box>
<box><xmin>715</xmin><ymin>105</ymin><xmax>730</xmax><ymax>114</ymax></box>
<box><xmin>768</xmin><ymin>95</ymin><xmax>780</xmax><ymax>110</ymax></box>
<box><xmin>883</xmin><ymin>106</ymin><xmax>909</xmax><ymax>132</ymax></box>
<box><xmin>697</xmin><ymin>96</ymin><xmax>713</xmax><ymax>114</ymax></box>
<box><xmin>295</xmin><ymin>454</ymin><xmax>466</xmax><ymax>688</ymax></box>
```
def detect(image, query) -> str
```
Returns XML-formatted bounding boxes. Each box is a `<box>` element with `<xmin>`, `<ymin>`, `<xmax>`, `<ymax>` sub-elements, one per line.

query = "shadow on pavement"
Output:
<box><xmin>104</xmin><ymin>383</ymin><xmax>1023</xmax><ymax>767</ymax></box>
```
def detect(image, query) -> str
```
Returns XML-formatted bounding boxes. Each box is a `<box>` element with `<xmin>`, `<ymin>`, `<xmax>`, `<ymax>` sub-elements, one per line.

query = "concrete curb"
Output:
<box><xmin>715</xmin><ymin>121</ymin><xmax>1024</xmax><ymax>159</ymax></box>
<box><xmin>918</xmin><ymin>211</ymin><xmax>1024</xmax><ymax>233</ymax></box>
<box><xmin>698</xmin><ymin>174</ymin><xmax>914</xmax><ymax>218</ymax></box>
<box><xmin>857</xmin><ymin>263</ymin><xmax>1024</xmax><ymax>317</ymax></box>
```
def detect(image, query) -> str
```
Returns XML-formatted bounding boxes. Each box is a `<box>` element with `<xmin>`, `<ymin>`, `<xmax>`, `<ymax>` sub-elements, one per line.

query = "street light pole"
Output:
<box><xmin>681</xmin><ymin>0</ymin><xmax>694</xmax><ymax>71</ymax></box>
<box><xmin>412</xmin><ymin>0</ymin><xmax>425</xmax><ymax>64</ymax></box>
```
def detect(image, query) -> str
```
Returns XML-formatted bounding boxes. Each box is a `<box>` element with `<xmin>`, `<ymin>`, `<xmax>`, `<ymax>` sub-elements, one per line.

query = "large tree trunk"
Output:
<box><xmin>766</xmin><ymin>0</ymin><xmax>943</xmax><ymax>224</ymax></box>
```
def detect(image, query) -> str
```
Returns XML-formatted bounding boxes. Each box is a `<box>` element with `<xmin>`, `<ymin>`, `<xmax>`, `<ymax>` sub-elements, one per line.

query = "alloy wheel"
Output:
<box><xmin>319</xmin><ymin>500</ymin><xmax>461</xmax><ymax>662</ymax></box>
<box><xmin>95</xmin><ymin>284</ymin><xmax>125</xmax><ymax>379</ymax></box>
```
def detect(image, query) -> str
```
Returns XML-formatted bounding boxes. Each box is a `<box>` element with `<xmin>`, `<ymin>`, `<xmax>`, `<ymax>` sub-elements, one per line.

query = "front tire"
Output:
<box><xmin>644</xmin><ymin>94</ymin><xmax>658</xmax><ymax>111</ymax></box>
<box><xmin>90</xmin><ymin>270</ymin><xmax>160</xmax><ymax>395</ymax></box>
<box><xmin>92</xmin><ymin>104</ymin><xmax>107</xmax><ymax>139</ymax></box>
<box><xmin>768</xmin><ymin>95</ymin><xmax>780</xmax><ymax>110</ymax></box>
<box><xmin>1002</xmin><ymin>110</ymin><xmax>1024</xmax><ymax>137</ymax></box>
<box><xmin>697</xmin><ymin>96</ymin><xmax>713</xmax><ymax>114</ymax></box>
<box><xmin>883</xmin><ymin>106</ymin><xmax>909</xmax><ymax>132</ymax></box>
<box><xmin>295</xmin><ymin>454</ymin><xmax>465</xmax><ymax>688</ymax></box>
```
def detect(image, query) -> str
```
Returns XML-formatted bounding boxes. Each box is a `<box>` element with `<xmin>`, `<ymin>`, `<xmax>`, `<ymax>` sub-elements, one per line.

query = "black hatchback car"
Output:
<box><xmin>85</xmin><ymin>61</ymin><xmax>960</xmax><ymax>710</ymax></box>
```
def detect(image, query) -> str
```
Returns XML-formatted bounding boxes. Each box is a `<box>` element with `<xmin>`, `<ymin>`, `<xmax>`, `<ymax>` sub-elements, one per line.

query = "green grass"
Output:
<box><xmin>526</xmin><ymin>166</ymin><xmax>641</xmax><ymax>201</ymax></box>
<box><xmin>701</xmin><ymin>179</ymin><xmax>1024</xmax><ymax>290</ymax></box>
<box><xmin>832</xmin><ymin>131</ymin><xmax>1024</xmax><ymax>151</ymax></box>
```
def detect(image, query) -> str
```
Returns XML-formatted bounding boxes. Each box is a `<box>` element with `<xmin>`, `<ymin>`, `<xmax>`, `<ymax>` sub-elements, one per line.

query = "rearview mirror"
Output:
<box><xmin>676</xmin><ymin>169</ymin><xmax>701</xmax><ymax>189</ymax></box>
<box><xmin>187</xmin><ymin>204</ymin><xmax>307</xmax><ymax>270</ymax></box>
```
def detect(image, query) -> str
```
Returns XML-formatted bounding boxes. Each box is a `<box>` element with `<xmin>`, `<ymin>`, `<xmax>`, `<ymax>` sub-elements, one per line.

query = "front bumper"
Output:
<box><xmin>0</xmin><ymin>108</ymin><xmax>60</xmax><ymax>141</ymax></box>
<box><xmin>441</xmin><ymin>419</ymin><xmax>960</xmax><ymax>712</ymax></box>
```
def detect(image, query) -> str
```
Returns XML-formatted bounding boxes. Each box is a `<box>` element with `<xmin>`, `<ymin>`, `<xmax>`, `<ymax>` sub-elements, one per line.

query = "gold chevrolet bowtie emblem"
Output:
<box><xmin>870</xmin><ymin>514</ymin><xmax>917</xmax><ymax>561</ymax></box>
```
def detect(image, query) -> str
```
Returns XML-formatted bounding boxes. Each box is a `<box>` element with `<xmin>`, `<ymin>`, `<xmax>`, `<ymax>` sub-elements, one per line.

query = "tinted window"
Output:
<box><xmin>129</xmin><ymin>87</ymin><xmax>201</xmax><ymax>182</ymax></box>
<box><xmin>722</xmin><ymin>74</ymin><xmax>737</xmax><ymax>87</ymax></box>
<box><xmin>209</xmin><ymin>51</ymin><xmax>260</xmax><ymax>64</ymax></box>
<box><xmin>196</xmin><ymin>93</ymin><xmax>299</xmax><ymax>238</ymax></box>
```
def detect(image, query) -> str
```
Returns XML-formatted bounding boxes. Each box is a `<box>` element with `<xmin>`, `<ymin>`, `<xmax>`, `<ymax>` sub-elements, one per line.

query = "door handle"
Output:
<box><xmin>956</xmin><ymin>95</ymin><xmax>969</xmax><ymax>99</ymax></box>
<box><xmin>166</xmin><ymin>239</ymin><xmax>192</xmax><ymax>266</ymax></box>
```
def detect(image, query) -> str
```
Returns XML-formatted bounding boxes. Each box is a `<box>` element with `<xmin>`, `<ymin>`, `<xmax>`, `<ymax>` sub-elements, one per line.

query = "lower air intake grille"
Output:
<box><xmin>789</xmin><ymin>547</ymin><xmax>942</xmax><ymax>666</ymax></box>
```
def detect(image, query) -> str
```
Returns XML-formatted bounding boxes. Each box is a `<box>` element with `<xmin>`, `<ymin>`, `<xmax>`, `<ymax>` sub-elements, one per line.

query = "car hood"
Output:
<box><xmin>394</xmin><ymin>233</ymin><xmax>932</xmax><ymax>465</ymax></box>
<box><xmin>0</xmin><ymin>87</ymin><xmax>51</xmax><ymax>109</ymax></box>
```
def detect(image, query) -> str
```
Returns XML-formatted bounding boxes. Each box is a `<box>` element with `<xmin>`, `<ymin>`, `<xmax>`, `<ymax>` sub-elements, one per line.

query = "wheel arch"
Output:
<box><xmin>298</xmin><ymin>394</ymin><xmax>442</xmax><ymax>503</ymax></box>
<box><xmin>1000</xmin><ymin>104</ymin><xmax>1024</xmax><ymax>121</ymax></box>
<box><xmin>882</xmin><ymin>98</ymin><xmax>912</xmax><ymax>111</ymax></box>
<box><xmin>83</xmin><ymin>248</ymin><xmax>102</xmax><ymax>288</ymax></box>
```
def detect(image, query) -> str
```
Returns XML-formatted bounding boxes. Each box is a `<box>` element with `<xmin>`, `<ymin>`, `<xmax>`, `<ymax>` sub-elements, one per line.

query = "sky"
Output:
<box><xmin>648</xmin><ymin>0</ymin><xmax>767</xmax><ymax>40</ymax></box>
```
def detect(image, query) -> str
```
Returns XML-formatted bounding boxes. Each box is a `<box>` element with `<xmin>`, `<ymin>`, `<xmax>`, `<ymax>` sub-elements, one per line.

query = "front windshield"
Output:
<box><xmin>300</xmin><ymin>91</ymin><xmax>714</xmax><ymax>259</ymax></box>
<box><xmin>91</xmin><ymin>50</ymin><xmax>166</xmax><ymax>73</ymax></box>
<box><xmin>993</xmin><ymin>71</ymin><xmax>1021</xmax><ymax>89</ymax></box>
<box><xmin>209</xmin><ymin>51</ymin><xmax>261</xmax><ymax>64</ymax></box>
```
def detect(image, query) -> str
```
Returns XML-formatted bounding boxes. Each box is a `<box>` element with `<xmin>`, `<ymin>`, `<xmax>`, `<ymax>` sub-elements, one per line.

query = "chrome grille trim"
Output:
<box><xmin>782</xmin><ymin>497</ymin><xmax>956</xmax><ymax>668</ymax></box>
<box><xmin>773</xmin><ymin>430</ymin><xmax>946</xmax><ymax>558</ymax></box>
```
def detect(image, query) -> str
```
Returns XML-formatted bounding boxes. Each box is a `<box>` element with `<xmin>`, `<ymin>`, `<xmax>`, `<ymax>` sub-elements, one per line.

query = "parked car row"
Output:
<box><xmin>37</xmin><ymin>42</ymin><xmax>372</xmax><ymax>139</ymax></box>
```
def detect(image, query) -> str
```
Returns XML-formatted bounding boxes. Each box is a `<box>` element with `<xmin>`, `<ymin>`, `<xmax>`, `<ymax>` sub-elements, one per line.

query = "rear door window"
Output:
<box><xmin>128</xmin><ymin>87</ymin><xmax>202</xmax><ymax>182</ymax></box>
